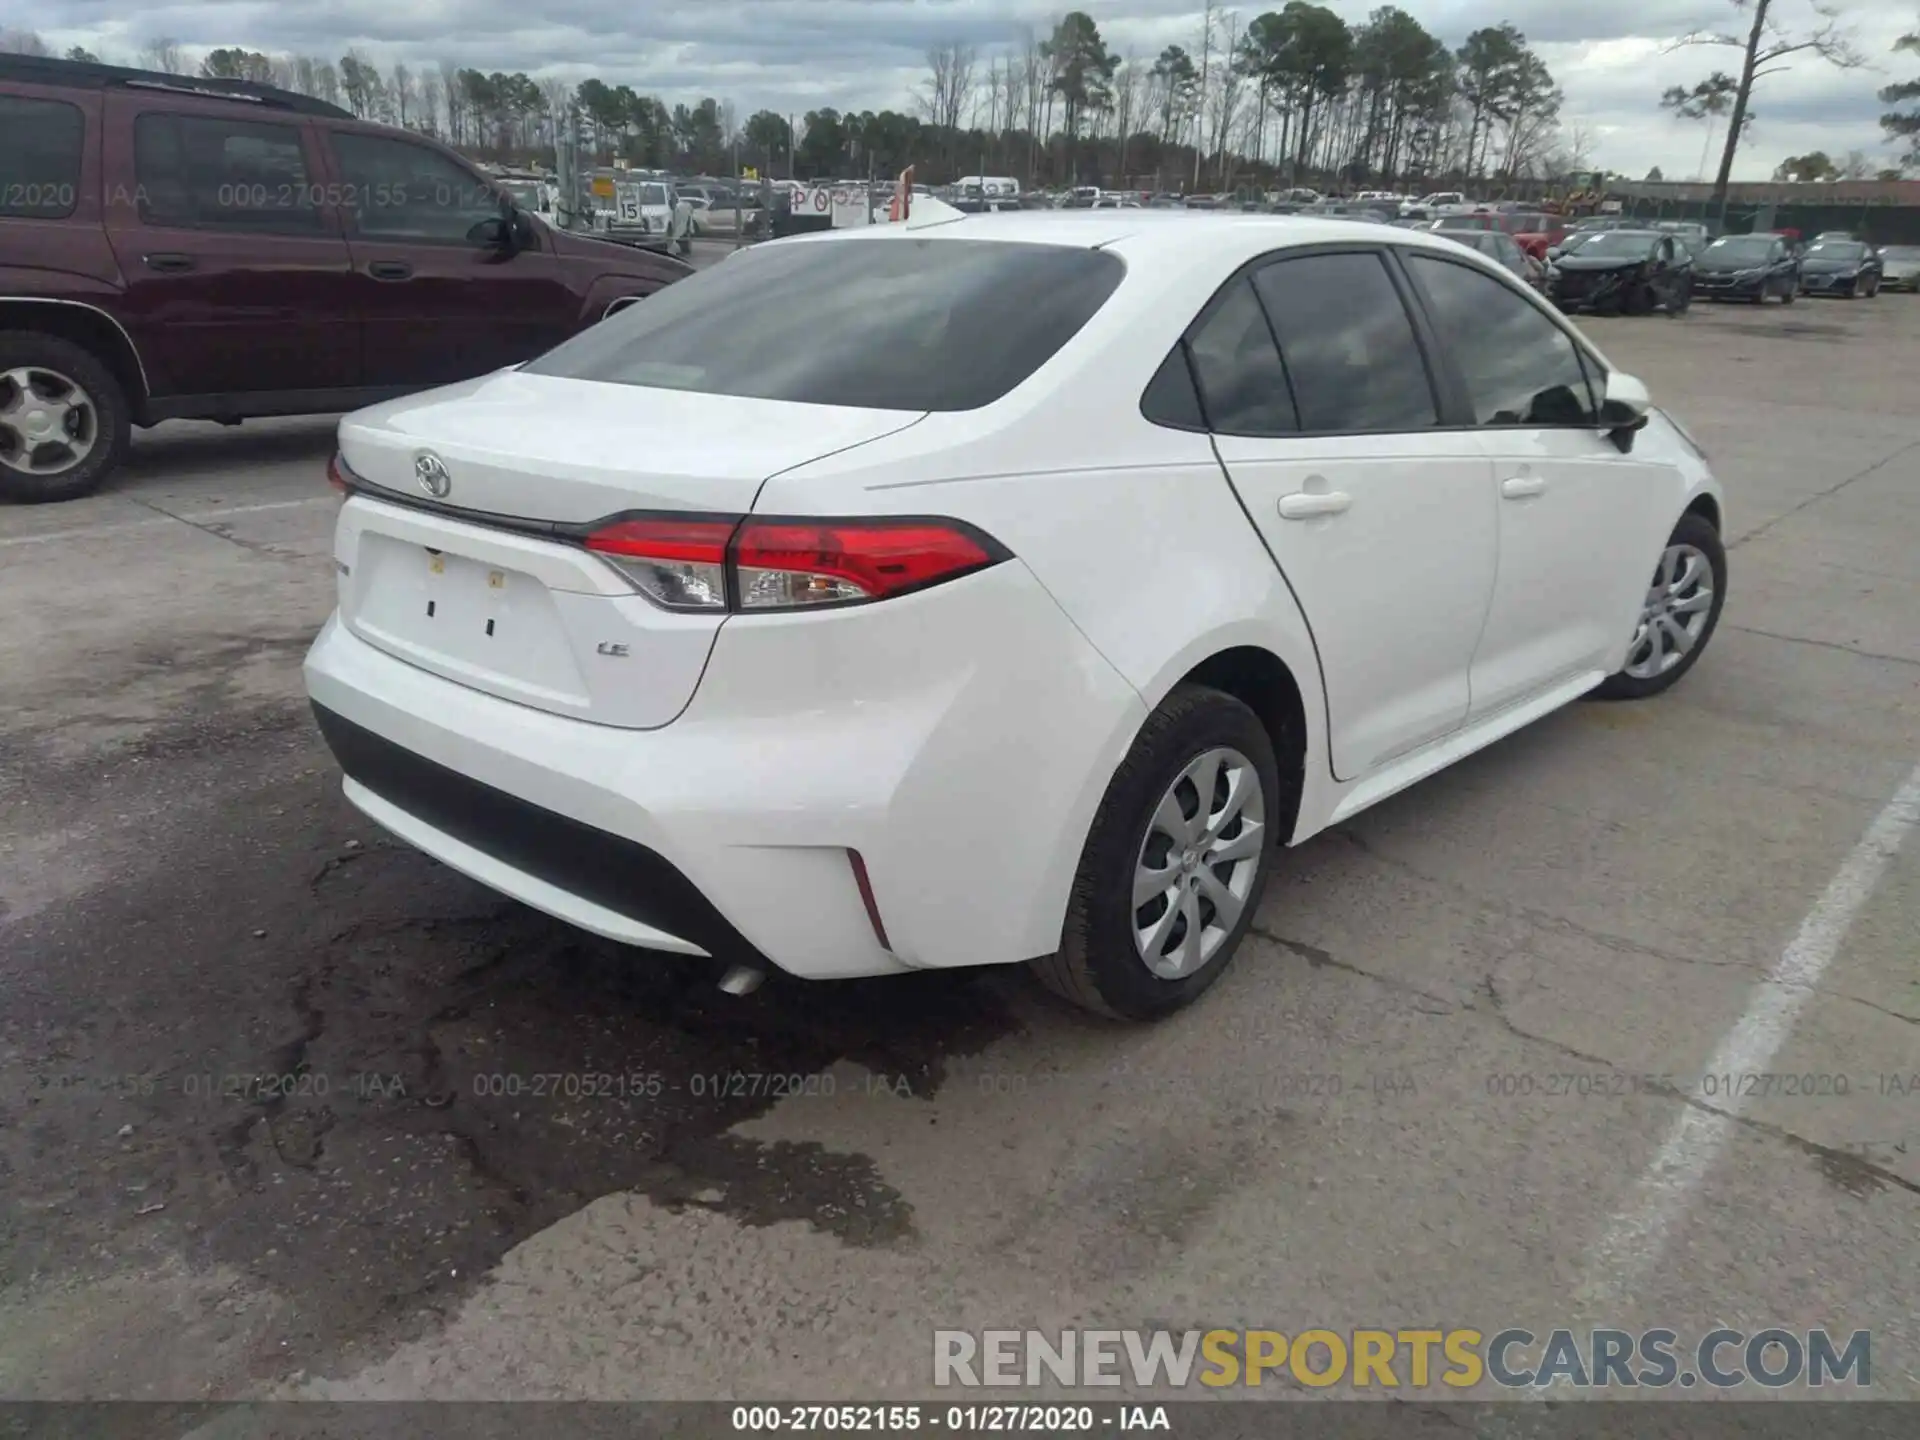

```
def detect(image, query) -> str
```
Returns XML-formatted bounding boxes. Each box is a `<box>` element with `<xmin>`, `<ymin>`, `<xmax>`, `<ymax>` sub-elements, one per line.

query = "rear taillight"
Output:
<box><xmin>734</xmin><ymin>520</ymin><xmax>996</xmax><ymax>609</ymax></box>
<box><xmin>585</xmin><ymin>516</ymin><xmax>734</xmax><ymax>610</ymax></box>
<box><xmin>580</xmin><ymin>514</ymin><xmax>1006</xmax><ymax>613</ymax></box>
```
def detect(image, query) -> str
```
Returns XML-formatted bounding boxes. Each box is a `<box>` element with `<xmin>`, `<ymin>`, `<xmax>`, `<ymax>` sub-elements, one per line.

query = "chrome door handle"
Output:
<box><xmin>1501</xmin><ymin>475</ymin><xmax>1547</xmax><ymax>499</ymax></box>
<box><xmin>1278</xmin><ymin>491</ymin><xmax>1352</xmax><ymax>520</ymax></box>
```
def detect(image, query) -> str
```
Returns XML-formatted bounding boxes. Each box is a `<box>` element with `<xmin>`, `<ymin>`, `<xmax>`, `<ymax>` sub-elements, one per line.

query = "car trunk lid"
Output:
<box><xmin>332</xmin><ymin>370</ymin><xmax>924</xmax><ymax>728</ymax></box>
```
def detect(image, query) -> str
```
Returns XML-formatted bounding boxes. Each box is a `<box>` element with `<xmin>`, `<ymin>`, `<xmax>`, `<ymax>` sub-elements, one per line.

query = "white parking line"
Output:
<box><xmin>1577</xmin><ymin>757</ymin><xmax>1920</xmax><ymax>1306</ymax></box>
<box><xmin>0</xmin><ymin>496</ymin><xmax>333</xmax><ymax>549</ymax></box>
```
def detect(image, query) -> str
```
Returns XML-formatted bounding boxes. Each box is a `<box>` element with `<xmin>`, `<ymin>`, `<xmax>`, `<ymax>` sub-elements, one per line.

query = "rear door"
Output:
<box><xmin>318</xmin><ymin>126</ymin><xmax>580</xmax><ymax>387</ymax></box>
<box><xmin>1399</xmin><ymin>251</ymin><xmax>1676</xmax><ymax>717</ymax></box>
<box><xmin>101</xmin><ymin>92</ymin><xmax>357</xmax><ymax>400</ymax></box>
<box><xmin>1200</xmin><ymin>248</ymin><xmax>1499</xmax><ymax>780</ymax></box>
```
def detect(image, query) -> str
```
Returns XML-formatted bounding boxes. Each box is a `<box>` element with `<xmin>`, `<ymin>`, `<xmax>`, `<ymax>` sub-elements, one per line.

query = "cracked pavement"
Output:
<box><xmin>1</xmin><ymin>291</ymin><xmax>1917</xmax><ymax>1410</ymax></box>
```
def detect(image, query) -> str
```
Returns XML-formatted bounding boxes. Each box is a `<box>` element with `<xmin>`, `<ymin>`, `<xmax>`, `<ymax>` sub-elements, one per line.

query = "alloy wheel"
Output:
<box><xmin>1623</xmin><ymin>542</ymin><xmax>1715</xmax><ymax>680</ymax></box>
<box><xmin>0</xmin><ymin>367</ymin><xmax>99</xmax><ymax>478</ymax></box>
<box><xmin>1132</xmin><ymin>747</ymin><xmax>1266</xmax><ymax>980</ymax></box>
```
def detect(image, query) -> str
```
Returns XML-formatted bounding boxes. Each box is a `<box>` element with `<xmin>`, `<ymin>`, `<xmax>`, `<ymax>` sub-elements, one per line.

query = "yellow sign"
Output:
<box><xmin>590</xmin><ymin>176</ymin><xmax>615</xmax><ymax>199</ymax></box>
<box><xmin>742</xmin><ymin>166</ymin><xmax>758</xmax><ymax>181</ymax></box>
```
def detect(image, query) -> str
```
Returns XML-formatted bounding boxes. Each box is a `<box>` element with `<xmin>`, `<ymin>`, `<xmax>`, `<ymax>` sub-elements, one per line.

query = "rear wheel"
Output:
<box><xmin>0</xmin><ymin>333</ymin><xmax>132</xmax><ymax>504</ymax></box>
<box><xmin>1034</xmin><ymin>685</ymin><xmax>1281</xmax><ymax>1020</ymax></box>
<box><xmin>1592</xmin><ymin>514</ymin><xmax>1726</xmax><ymax>701</ymax></box>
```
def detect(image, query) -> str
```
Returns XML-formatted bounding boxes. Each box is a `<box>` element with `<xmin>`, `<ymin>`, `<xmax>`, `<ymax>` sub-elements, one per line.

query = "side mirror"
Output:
<box><xmin>1599</xmin><ymin>371</ymin><xmax>1652</xmax><ymax>453</ymax></box>
<box><xmin>1545</xmin><ymin>246</ymin><xmax>1562</xmax><ymax>262</ymax></box>
<box><xmin>468</xmin><ymin>213</ymin><xmax>517</xmax><ymax>256</ymax></box>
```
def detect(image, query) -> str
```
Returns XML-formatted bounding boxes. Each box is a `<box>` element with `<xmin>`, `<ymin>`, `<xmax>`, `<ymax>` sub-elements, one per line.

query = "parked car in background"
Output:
<box><xmin>1510</xmin><ymin>213</ymin><xmax>1569</xmax><ymax>260</ymax></box>
<box><xmin>1545</xmin><ymin>230</ymin><xmax>1693</xmax><ymax>315</ymax></box>
<box><xmin>1877</xmin><ymin>244</ymin><xmax>1920</xmax><ymax>291</ymax></box>
<box><xmin>1796</xmin><ymin>238</ymin><xmax>1883</xmax><ymax>298</ymax></box>
<box><xmin>1435</xmin><ymin>227</ymin><xmax>1537</xmax><ymax>286</ymax></box>
<box><xmin>1651</xmin><ymin>221</ymin><xmax>1715</xmax><ymax>251</ymax></box>
<box><xmin>306</xmin><ymin>211</ymin><xmax>1723</xmax><ymax>1020</ymax></box>
<box><xmin>1690</xmin><ymin>233</ymin><xmax>1799</xmax><ymax>304</ymax></box>
<box><xmin>0</xmin><ymin>54</ymin><xmax>691</xmax><ymax>503</ymax></box>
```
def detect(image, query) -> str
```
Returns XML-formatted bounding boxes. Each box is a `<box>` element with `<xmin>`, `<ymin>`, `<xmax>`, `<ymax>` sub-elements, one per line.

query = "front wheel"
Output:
<box><xmin>1034</xmin><ymin>685</ymin><xmax>1282</xmax><ymax>1020</ymax></box>
<box><xmin>1591</xmin><ymin>514</ymin><xmax>1727</xmax><ymax>701</ymax></box>
<box><xmin>1780</xmin><ymin>284</ymin><xmax>1796</xmax><ymax>306</ymax></box>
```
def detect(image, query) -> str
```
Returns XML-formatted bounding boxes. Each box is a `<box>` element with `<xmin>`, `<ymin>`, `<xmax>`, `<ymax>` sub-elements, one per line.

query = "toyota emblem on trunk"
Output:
<box><xmin>414</xmin><ymin>452</ymin><xmax>451</xmax><ymax>498</ymax></box>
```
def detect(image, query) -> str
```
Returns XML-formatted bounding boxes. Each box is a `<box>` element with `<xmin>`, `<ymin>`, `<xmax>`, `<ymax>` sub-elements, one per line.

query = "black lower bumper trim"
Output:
<box><xmin>311</xmin><ymin>703</ymin><xmax>768</xmax><ymax>965</ymax></box>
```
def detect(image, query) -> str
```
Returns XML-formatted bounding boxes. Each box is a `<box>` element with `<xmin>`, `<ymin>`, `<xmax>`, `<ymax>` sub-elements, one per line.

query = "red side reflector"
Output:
<box><xmin>326</xmin><ymin>452</ymin><xmax>351</xmax><ymax>494</ymax></box>
<box><xmin>847</xmin><ymin>849</ymin><xmax>892</xmax><ymax>951</ymax></box>
<box><xmin>585</xmin><ymin>516</ymin><xmax>737</xmax><ymax>564</ymax></box>
<box><xmin>734</xmin><ymin>520</ymin><xmax>994</xmax><ymax>601</ymax></box>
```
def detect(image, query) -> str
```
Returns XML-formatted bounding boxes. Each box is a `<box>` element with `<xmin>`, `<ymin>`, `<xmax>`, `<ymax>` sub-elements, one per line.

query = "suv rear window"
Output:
<box><xmin>0</xmin><ymin>97</ymin><xmax>84</xmax><ymax>219</ymax></box>
<box><xmin>524</xmin><ymin>237</ymin><xmax>1125</xmax><ymax>411</ymax></box>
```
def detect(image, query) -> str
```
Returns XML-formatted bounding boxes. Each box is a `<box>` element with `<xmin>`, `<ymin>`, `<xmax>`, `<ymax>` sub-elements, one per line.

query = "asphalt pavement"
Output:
<box><xmin>1</xmin><ymin>292</ymin><xmax>1917</xmax><ymax>1409</ymax></box>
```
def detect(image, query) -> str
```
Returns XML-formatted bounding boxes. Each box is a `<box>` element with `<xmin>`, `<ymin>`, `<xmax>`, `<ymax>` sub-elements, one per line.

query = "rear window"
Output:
<box><xmin>525</xmin><ymin>237</ymin><xmax>1125</xmax><ymax>411</ymax></box>
<box><xmin>0</xmin><ymin>96</ymin><xmax>84</xmax><ymax>219</ymax></box>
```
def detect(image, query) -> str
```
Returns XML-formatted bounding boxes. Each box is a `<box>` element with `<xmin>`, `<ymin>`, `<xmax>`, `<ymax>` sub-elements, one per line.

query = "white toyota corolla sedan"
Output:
<box><xmin>304</xmin><ymin>210</ymin><xmax>1726</xmax><ymax>1020</ymax></box>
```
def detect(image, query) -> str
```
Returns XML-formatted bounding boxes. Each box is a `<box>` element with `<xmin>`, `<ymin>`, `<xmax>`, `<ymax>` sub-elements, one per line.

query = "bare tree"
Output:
<box><xmin>1112</xmin><ymin>51</ymin><xmax>1147</xmax><ymax>179</ymax></box>
<box><xmin>540</xmin><ymin>77</ymin><xmax>573</xmax><ymax>150</ymax></box>
<box><xmin>924</xmin><ymin>38</ymin><xmax>979</xmax><ymax>174</ymax></box>
<box><xmin>1670</xmin><ymin>0</ymin><xmax>1866</xmax><ymax>212</ymax></box>
<box><xmin>1560</xmin><ymin>120</ymin><xmax>1597</xmax><ymax>174</ymax></box>
<box><xmin>416</xmin><ymin>69</ymin><xmax>444</xmax><ymax>137</ymax></box>
<box><xmin>440</xmin><ymin>59</ymin><xmax>464</xmax><ymax>144</ymax></box>
<box><xmin>1193</xmin><ymin>1</ymin><xmax>1216</xmax><ymax>188</ymax></box>
<box><xmin>1204</xmin><ymin>12</ymin><xmax>1245</xmax><ymax>187</ymax></box>
<box><xmin>0</xmin><ymin>28</ymin><xmax>52</xmax><ymax>55</ymax></box>
<box><xmin>392</xmin><ymin>63</ymin><xmax>417</xmax><ymax>130</ymax></box>
<box><xmin>140</xmin><ymin>37</ymin><xmax>187</xmax><ymax>73</ymax></box>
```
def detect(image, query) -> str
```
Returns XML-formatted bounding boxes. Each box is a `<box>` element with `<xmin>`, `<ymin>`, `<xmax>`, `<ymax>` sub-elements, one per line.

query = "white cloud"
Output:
<box><xmin>35</xmin><ymin>0</ymin><xmax>1912</xmax><ymax>178</ymax></box>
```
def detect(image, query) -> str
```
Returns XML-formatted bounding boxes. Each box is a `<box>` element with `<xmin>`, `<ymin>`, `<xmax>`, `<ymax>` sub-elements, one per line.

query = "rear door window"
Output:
<box><xmin>133</xmin><ymin>114</ymin><xmax>320</xmax><ymax>232</ymax></box>
<box><xmin>1250</xmin><ymin>252</ymin><xmax>1439</xmax><ymax>433</ymax></box>
<box><xmin>1181</xmin><ymin>277</ymin><xmax>1296</xmax><ymax>435</ymax></box>
<box><xmin>525</xmin><ymin>237</ymin><xmax>1124</xmax><ymax>412</ymax></box>
<box><xmin>0</xmin><ymin>96</ymin><xmax>84</xmax><ymax>219</ymax></box>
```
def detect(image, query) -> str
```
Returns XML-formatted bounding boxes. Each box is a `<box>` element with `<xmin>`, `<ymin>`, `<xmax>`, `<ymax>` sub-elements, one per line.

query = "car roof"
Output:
<box><xmin>0</xmin><ymin>51</ymin><xmax>352</xmax><ymax>118</ymax></box>
<box><xmin>774</xmin><ymin>208</ymin><xmax>1508</xmax><ymax>273</ymax></box>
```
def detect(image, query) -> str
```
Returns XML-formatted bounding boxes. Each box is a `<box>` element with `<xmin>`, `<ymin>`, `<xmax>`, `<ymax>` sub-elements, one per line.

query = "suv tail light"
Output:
<box><xmin>582</xmin><ymin>514</ymin><xmax>1008</xmax><ymax>613</ymax></box>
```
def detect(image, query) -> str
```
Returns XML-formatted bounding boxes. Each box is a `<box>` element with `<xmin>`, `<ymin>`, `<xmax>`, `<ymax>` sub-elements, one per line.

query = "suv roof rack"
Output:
<box><xmin>0</xmin><ymin>53</ymin><xmax>353</xmax><ymax>119</ymax></box>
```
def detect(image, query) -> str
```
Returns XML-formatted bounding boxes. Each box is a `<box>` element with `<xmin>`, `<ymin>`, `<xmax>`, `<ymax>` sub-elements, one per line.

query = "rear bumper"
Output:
<box><xmin>303</xmin><ymin>562</ymin><xmax>1146</xmax><ymax>981</ymax></box>
<box><xmin>313</xmin><ymin>702</ymin><xmax>760</xmax><ymax>964</ymax></box>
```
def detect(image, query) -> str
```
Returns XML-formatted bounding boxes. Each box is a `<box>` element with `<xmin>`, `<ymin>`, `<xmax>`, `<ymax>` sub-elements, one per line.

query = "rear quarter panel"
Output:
<box><xmin>754</xmin><ymin>238</ymin><xmax>1335</xmax><ymax>846</ymax></box>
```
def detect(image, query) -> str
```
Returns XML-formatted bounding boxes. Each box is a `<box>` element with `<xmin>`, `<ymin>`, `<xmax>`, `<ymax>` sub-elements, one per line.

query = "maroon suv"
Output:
<box><xmin>0</xmin><ymin>54</ymin><xmax>690</xmax><ymax>502</ymax></box>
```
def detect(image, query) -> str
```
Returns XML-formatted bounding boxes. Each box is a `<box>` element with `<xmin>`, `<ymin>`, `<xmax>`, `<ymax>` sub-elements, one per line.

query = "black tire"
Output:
<box><xmin>1623</xmin><ymin>283</ymin><xmax>1654</xmax><ymax>316</ymax></box>
<box><xmin>0</xmin><ymin>332</ymin><xmax>132</xmax><ymax>504</ymax></box>
<box><xmin>1668</xmin><ymin>285</ymin><xmax>1691</xmax><ymax>316</ymax></box>
<box><xmin>1591</xmin><ymin>512</ymin><xmax>1727</xmax><ymax>702</ymax></box>
<box><xmin>1780</xmin><ymin>284</ymin><xmax>1796</xmax><ymax>306</ymax></box>
<box><xmin>1033</xmin><ymin>684</ymin><xmax>1283</xmax><ymax>1021</ymax></box>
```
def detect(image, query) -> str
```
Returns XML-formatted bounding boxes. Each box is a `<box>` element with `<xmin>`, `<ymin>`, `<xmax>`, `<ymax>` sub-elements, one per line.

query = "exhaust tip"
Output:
<box><xmin>717</xmin><ymin>964</ymin><xmax>765</xmax><ymax>996</ymax></box>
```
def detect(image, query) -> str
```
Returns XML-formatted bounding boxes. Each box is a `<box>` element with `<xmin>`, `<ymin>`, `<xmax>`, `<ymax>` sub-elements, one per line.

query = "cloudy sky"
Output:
<box><xmin>32</xmin><ymin>0</ymin><xmax>1917</xmax><ymax>179</ymax></box>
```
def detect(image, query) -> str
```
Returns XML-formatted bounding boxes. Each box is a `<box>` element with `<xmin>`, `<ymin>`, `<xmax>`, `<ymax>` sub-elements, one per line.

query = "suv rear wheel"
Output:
<box><xmin>0</xmin><ymin>333</ymin><xmax>131</xmax><ymax>504</ymax></box>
